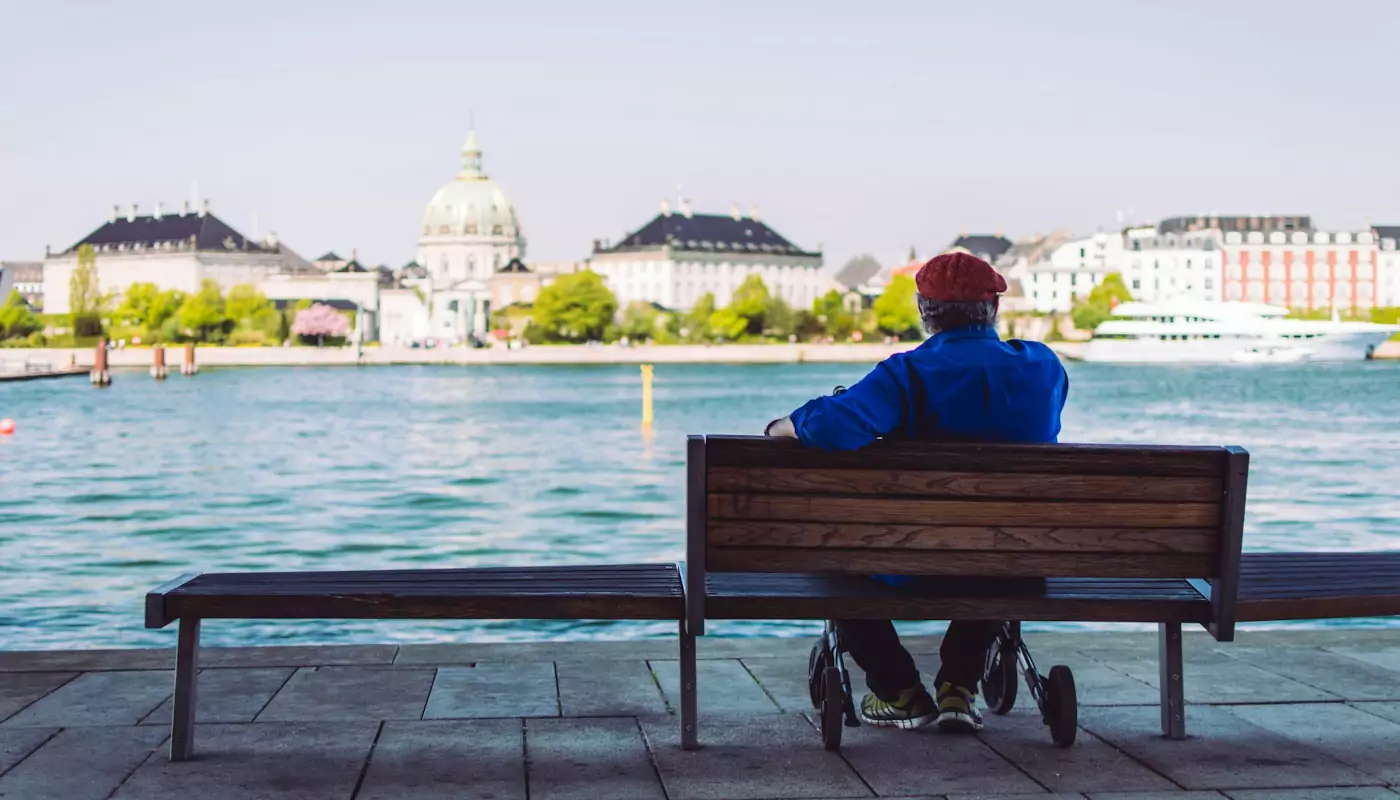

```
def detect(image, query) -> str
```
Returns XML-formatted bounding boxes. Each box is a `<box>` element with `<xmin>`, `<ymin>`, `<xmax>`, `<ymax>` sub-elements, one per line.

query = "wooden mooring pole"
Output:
<box><xmin>181</xmin><ymin>343</ymin><xmax>198</xmax><ymax>376</ymax></box>
<box><xmin>90</xmin><ymin>340</ymin><xmax>112</xmax><ymax>386</ymax></box>
<box><xmin>151</xmin><ymin>345</ymin><xmax>168</xmax><ymax>380</ymax></box>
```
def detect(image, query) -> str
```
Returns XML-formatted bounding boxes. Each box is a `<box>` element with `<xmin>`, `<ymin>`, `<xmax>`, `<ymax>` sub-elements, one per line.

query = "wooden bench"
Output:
<box><xmin>1237</xmin><ymin>552</ymin><xmax>1400</xmax><ymax>621</ymax></box>
<box><xmin>145</xmin><ymin>564</ymin><xmax>684</xmax><ymax>761</ymax></box>
<box><xmin>679</xmin><ymin>435</ymin><xmax>1249</xmax><ymax>748</ymax></box>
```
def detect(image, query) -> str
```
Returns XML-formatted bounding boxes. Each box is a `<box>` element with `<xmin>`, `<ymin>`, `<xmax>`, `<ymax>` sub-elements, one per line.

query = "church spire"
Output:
<box><xmin>458</xmin><ymin>130</ymin><xmax>484</xmax><ymax>179</ymax></box>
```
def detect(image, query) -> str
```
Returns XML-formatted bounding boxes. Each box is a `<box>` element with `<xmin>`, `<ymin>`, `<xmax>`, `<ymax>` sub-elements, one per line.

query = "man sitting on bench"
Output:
<box><xmin>764</xmin><ymin>252</ymin><xmax>1069</xmax><ymax>733</ymax></box>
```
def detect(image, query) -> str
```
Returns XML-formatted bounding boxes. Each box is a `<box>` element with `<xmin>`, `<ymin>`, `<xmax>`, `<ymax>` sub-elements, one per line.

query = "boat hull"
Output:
<box><xmin>1083</xmin><ymin>330</ymin><xmax>1392</xmax><ymax>364</ymax></box>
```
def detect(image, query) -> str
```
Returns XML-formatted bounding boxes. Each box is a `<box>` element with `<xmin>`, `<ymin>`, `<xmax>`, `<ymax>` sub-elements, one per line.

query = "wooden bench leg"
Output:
<box><xmin>679</xmin><ymin>620</ymin><xmax>699</xmax><ymax>751</ymax></box>
<box><xmin>170</xmin><ymin>618</ymin><xmax>201</xmax><ymax>761</ymax></box>
<box><xmin>1158</xmin><ymin>621</ymin><xmax>1185</xmax><ymax>740</ymax></box>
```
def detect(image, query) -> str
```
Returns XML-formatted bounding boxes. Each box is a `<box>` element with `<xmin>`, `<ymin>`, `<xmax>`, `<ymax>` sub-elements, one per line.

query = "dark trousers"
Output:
<box><xmin>836</xmin><ymin>619</ymin><xmax>1003</xmax><ymax>700</ymax></box>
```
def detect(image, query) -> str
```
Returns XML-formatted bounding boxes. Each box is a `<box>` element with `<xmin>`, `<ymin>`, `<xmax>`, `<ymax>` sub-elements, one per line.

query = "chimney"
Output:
<box><xmin>680</xmin><ymin>198</ymin><xmax>692</xmax><ymax>218</ymax></box>
<box><xmin>730</xmin><ymin>202</ymin><xmax>742</xmax><ymax>221</ymax></box>
<box><xmin>129</xmin><ymin>204</ymin><xmax>138</xmax><ymax>222</ymax></box>
<box><xmin>748</xmin><ymin>204</ymin><xmax>759</xmax><ymax>222</ymax></box>
<box><xmin>199</xmin><ymin>199</ymin><xmax>209</xmax><ymax>217</ymax></box>
<box><xmin>154</xmin><ymin>202</ymin><xmax>163</xmax><ymax>220</ymax></box>
<box><xmin>660</xmin><ymin>198</ymin><xmax>671</xmax><ymax>217</ymax></box>
<box><xmin>182</xmin><ymin>199</ymin><xmax>190</xmax><ymax>215</ymax></box>
<box><xmin>111</xmin><ymin>204</ymin><xmax>120</xmax><ymax>223</ymax></box>
<box><xmin>266</xmin><ymin>231</ymin><xmax>278</xmax><ymax>248</ymax></box>
<box><xmin>593</xmin><ymin>238</ymin><xmax>602</xmax><ymax>252</ymax></box>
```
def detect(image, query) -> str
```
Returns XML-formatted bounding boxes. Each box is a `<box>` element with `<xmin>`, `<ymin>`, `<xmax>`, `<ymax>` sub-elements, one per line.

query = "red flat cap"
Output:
<box><xmin>914</xmin><ymin>252</ymin><xmax>1008</xmax><ymax>302</ymax></box>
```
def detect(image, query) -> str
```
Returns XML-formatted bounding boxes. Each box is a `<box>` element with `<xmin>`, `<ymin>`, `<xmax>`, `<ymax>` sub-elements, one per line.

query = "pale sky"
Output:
<box><xmin>2</xmin><ymin>0</ymin><xmax>1397</xmax><ymax>271</ymax></box>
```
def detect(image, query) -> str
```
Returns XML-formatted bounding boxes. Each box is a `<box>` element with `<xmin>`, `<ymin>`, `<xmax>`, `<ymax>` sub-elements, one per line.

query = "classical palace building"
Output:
<box><xmin>588</xmin><ymin>201</ymin><xmax>825</xmax><ymax>311</ymax></box>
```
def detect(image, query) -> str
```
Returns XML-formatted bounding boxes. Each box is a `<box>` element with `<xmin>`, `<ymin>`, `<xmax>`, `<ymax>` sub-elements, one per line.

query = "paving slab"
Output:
<box><xmin>1324</xmin><ymin>646</ymin><xmax>1400</xmax><ymax>674</ymax></box>
<box><xmin>1225</xmin><ymin>702</ymin><xmax>1400</xmax><ymax>784</ymax></box>
<box><xmin>1350</xmin><ymin>701</ymin><xmax>1400</xmax><ymax>725</ymax></box>
<box><xmin>257</xmin><ymin>667</ymin><xmax>434</xmax><ymax>722</ymax></box>
<box><xmin>978</xmin><ymin>710</ymin><xmax>1176</xmax><ymax>794</ymax></box>
<box><xmin>424</xmin><ymin>663</ymin><xmax>558</xmax><ymax>719</ymax></box>
<box><xmin>1218</xmin><ymin>646</ymin><xmax>1400</xmax><ymax>701</ymax></box>
<box><xmin>1082</xmin><ymin>649</ymin><xmax>1336</xmax><ymax>704</ymax></box>
<box><xmin>200</xmin><ymin>645</ymin><xmax>398</xmax><ymax>668</ymax></box>
<box><xmin>355</xmin><ymin>719</ymin><xmax>525</xmax><ymax>800</ymax></box>
<box><xmin>834</xmin><ymin>714</ymin><xmax>1040</xmax><ymax>797</ymax></box>
<box><xmin>946</xmin><ymin>794</ymin><xmax>1088</xmax><ymax>800</ymax></box>
<box><xmin>112</xmin><ymin>722</ymin><xmax>376</xmax><ymax>800</ymax></box>
<box><xmin>651</xmin><ymin>659</ymin><xmax>781</xmax><ymax>715</ymax></box>
<box><xmin>0</xmin><ymin>648</ymin><xmax>172</xmax><ymax>672</ymax></box>
<box><xmin>0</xmin><ymin>672</ymin><xmax>76</xmax><ymax>722</ymax></box>
<box><xmin>997</xmin><ymin>647</ymin><xmax>1161</xmax><ymax>707</ymax></box>
<box><xmin>1078</xmin><ymin>705</ymin><xmax>1375</xmax><ymax>790</ymax></box>
<box><xmin>141</xmin><ymin>667</ymin><xmax>294</xmax><ymax>725</ymax></box>
<box><xmin>0</xmin><ymin>728</ymin><xmax>58</xmax><ymax>775</ymax></box>
<box><xmin>555</xmin><ymin>660</ymin><xmax>668</xmax><ymax>717</ymax></box>
<box><xmin>641</xmin><ymin>713</ymin><xmax>871</xmax><ymax>799</ymax></box>
<box><xmin>1227</xmin><ymin>789</ymin><xmax>1400</xmax><ymax>800</ymax></box>
<box><xmin>0</xmin><ymin>725</ymin><xmax>167</xmax><ymax>800</ymax></box>
<box><xmin>1</xmin><ymin>670</ymin><xmax>171</xmax><ymax>727</ymax></box>
<box><xmin>528</xmin><ymin>717</ymin><xmax>665</xmax><ymax>800</ymax></box>
<box><xmin>396</xmin><ymin>640</ymin><xmax>679</xmax><ymax>665</ymax></box>
<box><xmin>739</xmin><ymin>657</ymin><xmax>816</xmax><ymax>713</ymax></box>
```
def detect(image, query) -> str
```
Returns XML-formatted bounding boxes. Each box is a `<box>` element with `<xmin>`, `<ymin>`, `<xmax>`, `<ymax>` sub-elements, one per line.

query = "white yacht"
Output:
<box><xmin>1084</xmin><ymin>299</ymin><xmax>1396</xmax><ymax>364</ymax></box>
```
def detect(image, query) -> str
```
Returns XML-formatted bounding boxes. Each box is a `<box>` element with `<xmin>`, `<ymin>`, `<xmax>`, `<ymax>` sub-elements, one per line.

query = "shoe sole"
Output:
<box><xmin>858</xmin><ymin>710</ymin><xmax>937</xmax><ymax>729</ymax></box>
<box><xmin>936</xmin><ymin>710</ymin><xmax>985</xmax><ymax>733</ymax></box>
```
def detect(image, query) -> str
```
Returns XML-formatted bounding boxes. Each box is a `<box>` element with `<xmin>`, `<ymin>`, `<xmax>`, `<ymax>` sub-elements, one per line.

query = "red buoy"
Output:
<box><xmin>0</xmin><ymin>418</ymin><xmax>15</xmax><ymax>435</ymax></box>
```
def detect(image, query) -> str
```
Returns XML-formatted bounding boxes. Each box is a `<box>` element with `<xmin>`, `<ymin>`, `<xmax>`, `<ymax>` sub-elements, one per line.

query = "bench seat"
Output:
<box><xmin>705</xmin><ymin>573</ymin><xmax>1212</xmax><ymax>624</ymax></box>
<box><xmin>146</xmin><ymin>564</ymin><xmax>684</xmax><ymax>626</ymax></box>
<box><xmin>1237</xmin><ymin>552</ymin><xmax>1400</xmax><ymax>622</ymax></box>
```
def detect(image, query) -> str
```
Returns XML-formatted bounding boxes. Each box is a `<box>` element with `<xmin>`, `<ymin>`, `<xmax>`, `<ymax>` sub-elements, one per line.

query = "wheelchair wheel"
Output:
<box><xmin>808</xmin><ymin>640</ymin><xmax>830</xmax><ymax>711</ymax></box>
<box><xmin>819</xmin><ymin>666</ymin><xmax>844</xmax><ymax>751</ymax></box>
<box><xmin>1044</xmin><ymin>665</ymin><xmax>1078</xmax><ymax>748</ymax></box>
<box><xmin>981</xmin><ymin>637</ymin><xmax>1019</xmax><ymax>715</ymax></box>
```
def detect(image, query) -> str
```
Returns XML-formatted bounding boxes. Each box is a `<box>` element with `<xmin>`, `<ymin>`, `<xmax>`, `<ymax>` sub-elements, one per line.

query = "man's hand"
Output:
<box><xmin>764</xmin><ymin>416</ymin><xmax>797</xmax><ymax>438</ymax></box>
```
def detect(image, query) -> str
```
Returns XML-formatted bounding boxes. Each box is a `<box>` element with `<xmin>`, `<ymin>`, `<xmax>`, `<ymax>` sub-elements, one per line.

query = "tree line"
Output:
<box><xmin>500</xmin><ymin>270</ymin><xmax>926</xmax><ymax>345</ymax></box>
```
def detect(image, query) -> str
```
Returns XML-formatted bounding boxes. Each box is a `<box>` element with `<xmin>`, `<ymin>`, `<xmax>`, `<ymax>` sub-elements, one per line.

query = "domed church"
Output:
<box><xmin>413</xmin><ymin>131</ymin><xmax>526</xmax><ymax>340</ymax></box>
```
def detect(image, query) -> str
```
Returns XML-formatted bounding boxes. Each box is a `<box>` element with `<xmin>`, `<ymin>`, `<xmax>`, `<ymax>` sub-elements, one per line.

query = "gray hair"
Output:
<box><xmin>917</xmin><ymin>296</ymin><xmax>998</xmax><ymax>335</ymax></box>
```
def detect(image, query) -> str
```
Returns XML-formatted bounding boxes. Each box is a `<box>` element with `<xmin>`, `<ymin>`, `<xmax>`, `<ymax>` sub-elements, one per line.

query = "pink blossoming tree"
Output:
<box><xmin>291</xmin><ymin>303</ymin><xmax>350</xmax><ymax>346</ymax></box>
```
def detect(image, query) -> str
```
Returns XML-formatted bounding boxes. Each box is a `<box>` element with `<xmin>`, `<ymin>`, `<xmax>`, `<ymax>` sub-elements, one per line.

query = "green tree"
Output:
<box><xmin>619</xmin><ymin>301</ymin><xmax>659</xmax><ymax>341</ymax></box>
<box><xmin>177</xmin><ymin>279</ymin><xmax>229</xmax><ymax>342</ymax></box>
<box><xmin>1070</xmin><ymin>272</ymin><xmax>1134</xmax><ymax>331</ymax></box>
<box><xmin>530</xmin><ymin>270</ymin><xmax>618</xmax><ymax>342</ymax></box>
<box><xmin>225</xmin><ymin>284</ymin><xmax>277</xmax><ymax>331</ymax></box>
<box><xmin>0</xmin><ymin>291</ymin><xmax>41</xmax><ymax>340</ymax></box>
<box><xmin>812</xmin><ymin>289</ymin><xmax>855</xmax><ymax>340</ymax></box>
<box><xmin>683</xmin><ymin>293</ymin><xmax>716</xmax><ymax>341</ymax></box>
<box><xmin>709</xmin><ymin>274</ymin><xmax>773</xmax><ymax>340</ymax></box>
<box><xmin>763</xmin><ymin>297</ymin><xmax>796</xmax><ymax>339</ymax></box>
<box><xmin>707</xmin><ymin>307</ymin><xmax>748</xmax><ymax>341</ymax></box>
<box><xmin>872</xmin><ymin>274</ymin><xmax>922</xmax><ymax>338</ymax></box>
<box><xmin>69</xmin><ymin>244</ymin><xmax>101</xmax><ymax>314</ymax></box>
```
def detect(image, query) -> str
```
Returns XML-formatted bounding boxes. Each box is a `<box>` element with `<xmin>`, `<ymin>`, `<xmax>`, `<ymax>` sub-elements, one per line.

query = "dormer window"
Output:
<box><xmin>466</xmin><ymin>224</ymin><xmax>478</xmax><ymax>235</ymax></box>
<box><xmin>492</xmin><ymin>225</ymin><xmax>503</xmax><ymax>235</ymax></box>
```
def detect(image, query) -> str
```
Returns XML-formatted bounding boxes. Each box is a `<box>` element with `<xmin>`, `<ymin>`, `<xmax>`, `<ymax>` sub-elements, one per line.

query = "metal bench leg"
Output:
<box><xmin>679</xmin><ymin>620</ymin><xmax>699</xmax><ymax>751</ymax></box>
<box><xmin>1158</xmin><ymin>621</ymin><xmax>1185</xmax><ymax>740</ymax></box>
<box><xmin>170</xmin><ymin>618</ymin><xmax>201</xmax><ymax>761</ymax></box>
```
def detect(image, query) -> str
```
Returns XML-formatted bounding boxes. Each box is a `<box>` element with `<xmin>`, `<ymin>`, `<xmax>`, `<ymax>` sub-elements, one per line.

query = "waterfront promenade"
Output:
<box><xmin>3</xmin><ymin>629</ymin><xmax>1400</xmax><ymax>799</ymax></box>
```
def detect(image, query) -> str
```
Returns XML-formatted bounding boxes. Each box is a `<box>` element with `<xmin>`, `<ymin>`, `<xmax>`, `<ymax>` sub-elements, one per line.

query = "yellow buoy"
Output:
<box><xmin>641</xmin><ymin>364</ymin><xmax>654</xmax><ymax>432</ymax></box>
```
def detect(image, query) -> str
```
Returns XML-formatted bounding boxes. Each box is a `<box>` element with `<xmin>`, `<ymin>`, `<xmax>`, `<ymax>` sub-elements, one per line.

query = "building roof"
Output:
<box><xmin>1374</xmin><ymin>225</ymin><xmax>1400</xmax><ymax>243</ymax></box>
<box><xmin>1158</xmin><ymin>215</ymin><xmax>1313</xmax><ymax>235</ymax></box>
<box><xmin>66</xmin><ymin>211</ymin><xmax>268</xmax><ymax>254</ymax></box>
<box><xmin>599</xmin><ymin>212</ymin><xmax>818</xmax><ymax>257</ymax></box>
<box><xmin>833</xmin><ymin>255</ymin><xmax>882</xmax><ymax>291</ymax></box>
<box><xmin>314</xmin><ymin>251</ymin><xmax>344</xmax><ymax>262</ymax></box>
<box><xmin>946</xmin><ymin>234</ymin><xmax>1013</xmax><ymax>262</ymax></box>
<box><xmin>496</xmin><ymin>258</ymin><xmax>530</xmax><ymax>274</ymax></box>
<box><xmin>0</xmin><ymin>261</ymin><xmax>42</xmax><ymax>280</ymax></box>
<box><xmin>333</xmin><ymin>259</ymin><xmax>368</xmax><ymax>273</ymax></box>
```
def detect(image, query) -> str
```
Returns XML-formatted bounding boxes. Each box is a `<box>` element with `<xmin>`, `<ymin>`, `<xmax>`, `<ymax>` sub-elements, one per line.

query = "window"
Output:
<box><xmin>1131</xmin><ymin>278</ymin><xmax>1141</xmax><ymax>290</ymax></box>
<box><xmin>1204</xmin><ymin>277</ymin><xmax>1214</xmax><ymax>291</ymax></box>
<box><xmin>1079</xmin><ymin>247</ymin><xmax>1086</xmax><ymax>258</ymax></box>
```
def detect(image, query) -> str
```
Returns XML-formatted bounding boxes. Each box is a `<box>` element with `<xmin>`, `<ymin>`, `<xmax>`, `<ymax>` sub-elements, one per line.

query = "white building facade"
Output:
<box><xmin>588</xmin><ymin>203</ymin><xmax>826</xmax><ymax>311</ymax></box>
<box><xmin>1377</xmin><ymin>226</ymin><xmax>1400</xmax><ymax>307</ymax></box>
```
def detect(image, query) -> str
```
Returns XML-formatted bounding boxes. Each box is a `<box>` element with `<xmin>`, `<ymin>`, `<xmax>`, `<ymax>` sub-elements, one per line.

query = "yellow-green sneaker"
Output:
<box><xmin>935</xmin><ymin>682</ymin><xmax>985</xmax><ymax>733</ymax></box>
<box><xmin>857</xmin><ymin>685</ymin><xmax>936</xmax><ymax>729</ymax></box>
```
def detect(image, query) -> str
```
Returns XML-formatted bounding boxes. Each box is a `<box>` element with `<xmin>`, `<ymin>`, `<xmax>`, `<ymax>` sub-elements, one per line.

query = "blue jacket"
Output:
<box><xmin>785</xmin><ymin>325</ymin><xmax>1069</xmax><ymax>585</ymax></box>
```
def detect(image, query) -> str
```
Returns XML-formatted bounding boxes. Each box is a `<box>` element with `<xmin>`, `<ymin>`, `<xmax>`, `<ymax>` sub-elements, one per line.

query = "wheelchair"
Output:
<box><xmin>807</xmin><ymin>620</ymin><xmax>1078</xmax><ymax>751</ymax></box>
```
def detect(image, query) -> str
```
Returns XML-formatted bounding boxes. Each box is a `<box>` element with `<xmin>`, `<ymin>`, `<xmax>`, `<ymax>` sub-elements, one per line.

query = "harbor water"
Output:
<box><xmin>2</xmin><ymin>361</ymin><xmax>1398</xmax><ymax>649</ymax></box>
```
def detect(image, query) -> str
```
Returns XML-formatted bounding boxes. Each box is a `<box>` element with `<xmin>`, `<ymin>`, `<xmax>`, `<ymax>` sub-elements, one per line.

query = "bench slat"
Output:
<box><xmin>707</xmin><ymin>547</ymin><xmax>1217</xmax><ymax>578</ymax></box>
<box><xmin>707</xmin><ymin>467</ymin><xmax>1222</xmax><ymax>503</ymax></box>
<box><xmin>708</xmin><ymin>522</ymin><xmax>1219</xmax><ymax>554</ymax></box>
<box><xmin>703</xmin><ymin>436</ymin><xmax>1229</xmax><ymax>478</ymax></box>
<box><xmin>1236</xmin><ymin>552</ymin><xmax>1400</xmax><ymax>621</ymax></box>
<box><xmin>709</xmin><ymin>494</ymin><xmax>1222</xmax><ymax>529</ymax></box>
<box><xmin>704</xmin><ymin>573</ymin><xmax>1211</xmax><ymax>623</ymax></box>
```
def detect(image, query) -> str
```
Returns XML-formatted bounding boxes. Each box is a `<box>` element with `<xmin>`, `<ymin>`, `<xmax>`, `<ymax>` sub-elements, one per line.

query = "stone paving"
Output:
<box><xmin>1</xmin><ymin>629</ymin><xmax>1399</xmax><ymax>799</ymax></box>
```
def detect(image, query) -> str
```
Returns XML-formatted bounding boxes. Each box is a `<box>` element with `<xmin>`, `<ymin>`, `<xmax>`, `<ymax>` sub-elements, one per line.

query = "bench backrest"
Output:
<box><xmin>685</xmin><ymin>435</ymin><xmax>1249</xmax><ymax>639</ymax></box>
